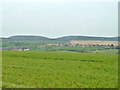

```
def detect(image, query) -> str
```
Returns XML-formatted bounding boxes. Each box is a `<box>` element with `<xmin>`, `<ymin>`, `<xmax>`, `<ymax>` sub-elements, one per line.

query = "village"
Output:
<box><xmin>47</xmin><ymin>40</ymin><xmax>118</xmax><ymax>49</ymax></box>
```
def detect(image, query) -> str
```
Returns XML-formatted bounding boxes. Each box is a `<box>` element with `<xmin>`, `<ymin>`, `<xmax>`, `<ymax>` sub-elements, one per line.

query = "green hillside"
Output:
<box><xmin>3</xmin><ymin>35</ymin><xmax>118</xmax><ymax>41</ymax></box>
<box><xmin>2</xmin><ymin>51</ymin><xmax>118</xmax><ymax>88</ymax></box>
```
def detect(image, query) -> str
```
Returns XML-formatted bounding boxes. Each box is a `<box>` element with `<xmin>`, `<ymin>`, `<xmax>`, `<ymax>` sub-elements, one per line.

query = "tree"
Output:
<box><xmin>111</xmin><ymin>44</ymin><xmax>114</xmax><ymax>47</ymax></box>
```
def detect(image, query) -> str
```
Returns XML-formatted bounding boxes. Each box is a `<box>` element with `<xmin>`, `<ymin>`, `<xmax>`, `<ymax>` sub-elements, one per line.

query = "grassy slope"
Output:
<box><xmin>32</xmin><ymin>45</ymin><xmax>105</xmax><ymax>51</ymax></box>
<box><xmin>91</xmin><ymin>49</ymin><xmax>118</xmax><ymax>54</ymax></box>
<box><xmin>97</xmin><ymin>49</ymin><xmax>118</xmax><ymax>54</ymax></box>
<box><xmin>2</xmin><ymin>51</ymin><xmax>118</xmax><ymax>88</ymax></box>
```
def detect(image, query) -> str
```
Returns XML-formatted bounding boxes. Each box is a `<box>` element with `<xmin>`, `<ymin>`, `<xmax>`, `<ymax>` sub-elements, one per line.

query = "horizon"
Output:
<box><xmin>1</xmin><ymin>34</ymin><xmax>118</xmax><ymax>38</ymax></box>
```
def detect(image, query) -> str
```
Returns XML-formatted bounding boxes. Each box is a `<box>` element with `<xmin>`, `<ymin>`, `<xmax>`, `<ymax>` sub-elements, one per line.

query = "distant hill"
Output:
<box><xmin>56</xmin><ymin>36</ymin><xmax>118</xmax><ymax>41</ymax></box>
<box><xmin>8</xmin><ymin>35</ymin><xmax>50</xmax><ymax>40</ymax></box>
<box><xmin>3</xmin><ymin>35</ymin><xmax>119</xmax><ymax>41</ymax></box>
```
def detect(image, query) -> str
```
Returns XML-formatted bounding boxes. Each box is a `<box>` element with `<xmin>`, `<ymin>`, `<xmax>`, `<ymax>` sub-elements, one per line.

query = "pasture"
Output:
<box><xmin>2</xmin><ymin>51</ymin><xmax>118</xmax><ymax>88</ymax></box>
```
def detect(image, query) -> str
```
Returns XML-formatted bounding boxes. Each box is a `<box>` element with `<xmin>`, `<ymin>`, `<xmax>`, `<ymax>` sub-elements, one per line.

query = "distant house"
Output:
<box><xmin>23</xmin><ymin>49</ymin><xmax>29</xmax><ymax>51</ymax></box>
<box><xmin>47</xmin><ymin>44</ymin><xmax>59</xmax><ymax>46</ymax></box>
<box><xmin>104</xmin><ymin>47</ymin><xmax>110</xmax><ymax>49</ymax></box>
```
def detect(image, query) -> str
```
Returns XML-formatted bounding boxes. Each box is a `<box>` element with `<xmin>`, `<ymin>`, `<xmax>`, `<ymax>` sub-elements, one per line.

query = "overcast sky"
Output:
<box><xmin>2</xmin><ymin>0</ymin><xmax>118</xmax><ymax>38</ymax></box>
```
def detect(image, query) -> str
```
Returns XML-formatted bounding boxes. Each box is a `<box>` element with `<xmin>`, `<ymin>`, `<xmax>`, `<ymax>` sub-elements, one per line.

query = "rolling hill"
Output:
<box><xmin>8</xmin><ymin>35</ymin><xmax>50</xmax><ymax>40</ymax></box>
<box><xmin>4</xmin><ymin>35</ymin><xmax>118</xmax><ymax>41</ymax></box>
<box><xmin>56</xmin><ymin>36</ymin><xmax>118</xmax><ymax>41</ymax></box>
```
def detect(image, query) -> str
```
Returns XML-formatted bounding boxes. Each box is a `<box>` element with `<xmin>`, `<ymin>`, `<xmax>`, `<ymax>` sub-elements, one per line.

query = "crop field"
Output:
<box><xmin>2</xmin><ymin>50</ymin><xmax>118</xmax><ymax>88</ymax></box>
<box><xmin>70</xmin><ymin>40</ymin><xmax>118</xmax><ymax>46</ymax></box>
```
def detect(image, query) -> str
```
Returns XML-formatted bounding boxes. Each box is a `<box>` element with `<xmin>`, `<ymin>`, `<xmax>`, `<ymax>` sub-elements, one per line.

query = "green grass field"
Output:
<box><xmin>2</xmin><ymin>51</ymin><xmax>118</xmax><ymax>88</ymax></box>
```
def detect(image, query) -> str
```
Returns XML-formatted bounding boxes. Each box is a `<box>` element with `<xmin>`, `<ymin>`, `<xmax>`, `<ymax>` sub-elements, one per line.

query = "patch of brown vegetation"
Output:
<box><xmin>70</xmin><ymin>40</ymin><xmax>118</xmax><ymax>46</ymax></box>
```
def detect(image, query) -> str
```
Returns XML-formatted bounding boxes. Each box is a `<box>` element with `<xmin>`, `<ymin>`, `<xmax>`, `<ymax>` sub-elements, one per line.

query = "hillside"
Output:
<box><xmin>56</xmin><ymin>36</ymin><xmax>118</xmax><ymax>41</ymax></box>
<box><xmin>2</xmin><ymin>51</ymin><xmax>118</xmax><ymax>88</ymax></box>
<box><xmin>8</xmin><ymin>35</ymin><xmax>50</xmax><ymax>40</ymax></box>
<box><xmin>4</xmin><ymin>35</ymin><xmax>118</xmax><ymax>41</ymax></box>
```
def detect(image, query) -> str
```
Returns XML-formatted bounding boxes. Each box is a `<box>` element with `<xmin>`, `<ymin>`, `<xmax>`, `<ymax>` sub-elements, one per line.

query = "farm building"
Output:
<box><xmin>47</xmin><ymin>44</ymin><xmax>59</xmax><ymax>46</ymax></box>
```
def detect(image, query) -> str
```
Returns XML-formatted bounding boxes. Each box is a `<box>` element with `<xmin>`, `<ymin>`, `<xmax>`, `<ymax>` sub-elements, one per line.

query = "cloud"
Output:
<box><xmin>2</xmin><ymin>0</ymin><xmax>119</xmax><ymax>3</ymax></box>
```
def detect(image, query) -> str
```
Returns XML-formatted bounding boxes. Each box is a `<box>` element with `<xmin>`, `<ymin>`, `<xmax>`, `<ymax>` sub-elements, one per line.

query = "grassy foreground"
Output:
<box><xmin>2</xmin><ymin>51</ymin><xmax>118</xmax><ymax>88</ymax></box>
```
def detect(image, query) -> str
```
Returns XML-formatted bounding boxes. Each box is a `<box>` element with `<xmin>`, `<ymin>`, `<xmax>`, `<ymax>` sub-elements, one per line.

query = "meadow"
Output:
<box><xmin>2</xmin><ymin>50</ymin><xmax>118</xmax><ymax>88</ymax></box>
